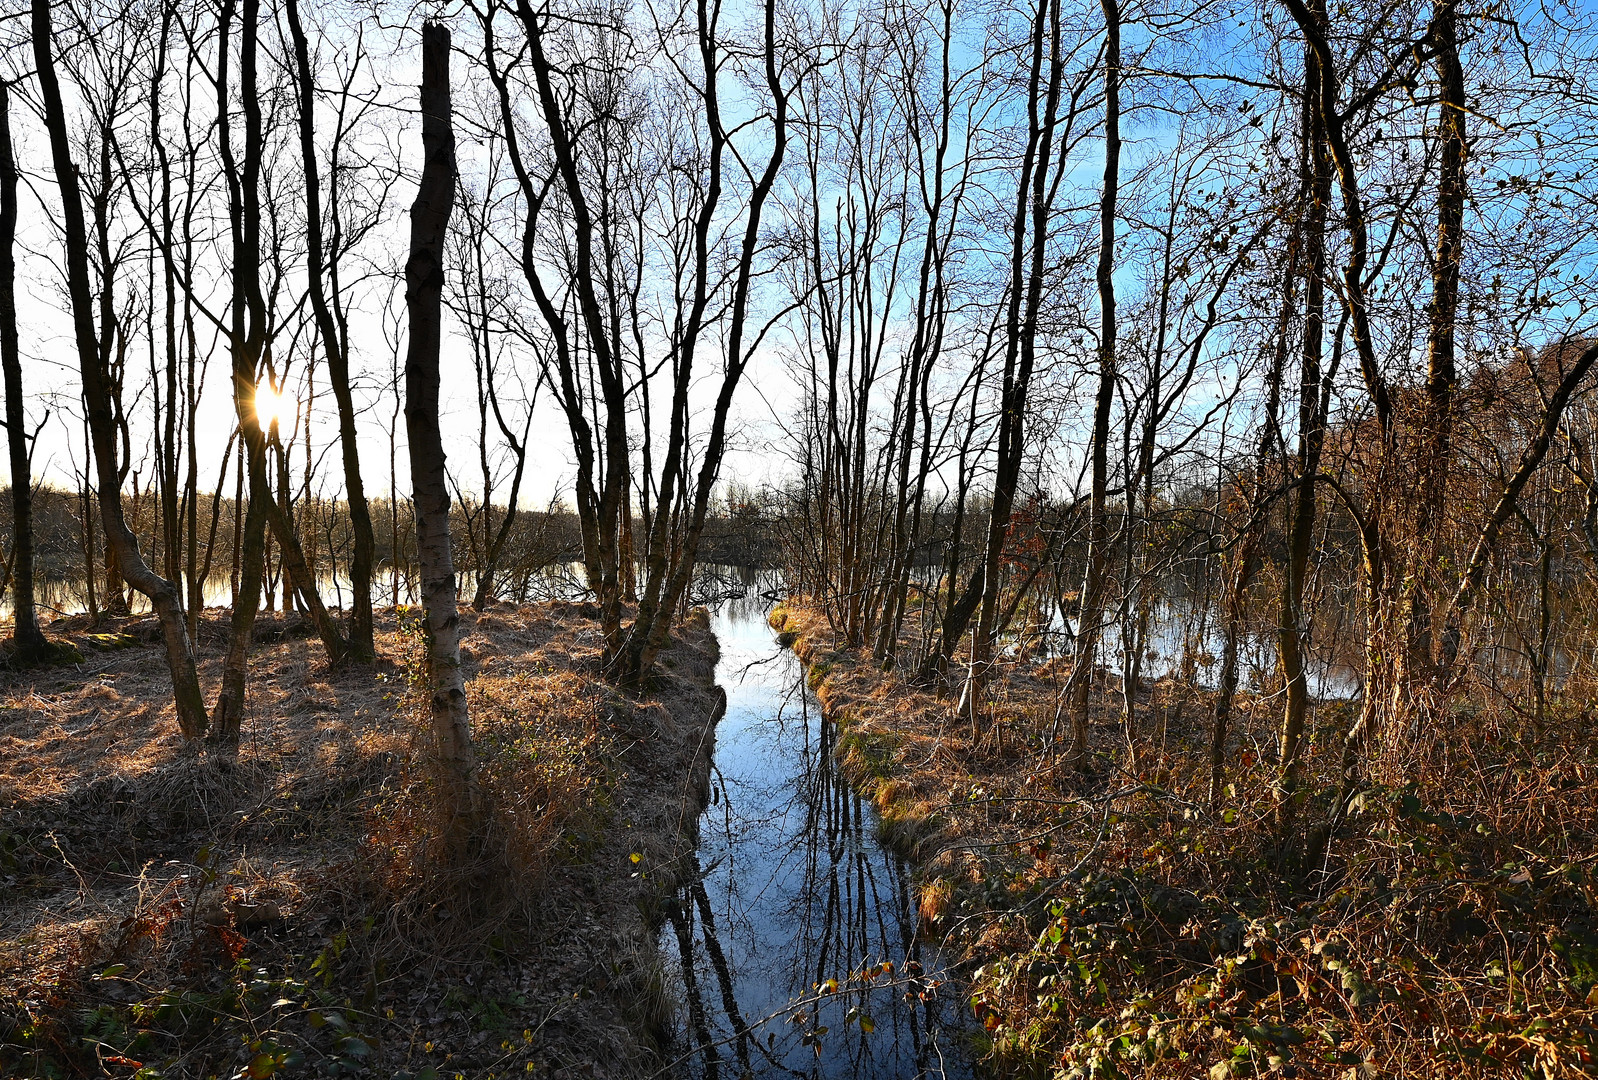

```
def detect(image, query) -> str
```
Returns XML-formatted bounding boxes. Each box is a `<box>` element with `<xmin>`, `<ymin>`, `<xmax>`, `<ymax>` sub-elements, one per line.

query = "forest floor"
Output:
<box><xmin>0</xmin><ymin>601</ymin><xmax>723</xmax><ymax>1080</ymax></box>
<box><xmin>769</xmin><ymin>598</ymin><xmax>1598</xmax><ymax>1079</ymax></box>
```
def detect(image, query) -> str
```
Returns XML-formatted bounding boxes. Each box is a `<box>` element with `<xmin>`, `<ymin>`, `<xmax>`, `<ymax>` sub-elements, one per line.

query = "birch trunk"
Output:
<box><xmin>406</xmin><ymin>22</ymin><xmax>481</xmax><ymax>849</ymax></box>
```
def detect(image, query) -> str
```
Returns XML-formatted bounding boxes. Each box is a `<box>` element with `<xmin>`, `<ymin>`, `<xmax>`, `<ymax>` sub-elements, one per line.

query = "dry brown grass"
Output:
<box><xmin>0</xmin><ymin>601</ymin><xmax>722</xmax><ymax>1080</ymax></box>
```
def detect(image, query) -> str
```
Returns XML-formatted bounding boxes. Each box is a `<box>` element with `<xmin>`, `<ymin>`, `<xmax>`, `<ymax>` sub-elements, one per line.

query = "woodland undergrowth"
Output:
<box><xmin>769</xmin><ymin>597</ymin><xmax>1598</xmax><ymax>1080</ymax></box>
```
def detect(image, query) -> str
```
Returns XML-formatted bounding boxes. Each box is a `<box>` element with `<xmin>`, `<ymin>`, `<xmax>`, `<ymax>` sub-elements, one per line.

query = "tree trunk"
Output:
<box><xmin>150</xmin><ymin>5</ymin><xmax>182</xmax><ymax>594</ymax></box>
<box><xmin>1</xmin><ymin>82</ymin><xmax>49</xmax><ymax>660</ymax></box>
<box><xmin>1274</xmin><ymin>40</ymin><xmax>1330</xmax><ymax>839</ymax></box>
<box><xmin>209</xmin><ymin>0</ymin><xmax>273</xmax><ymax>746</ymax></box>
<box><xmin>1211</xmin><ymin>214</ymin><xmax>1296</xmax><ymax>810</ymax></box>
<box><xmin>406</xmin><ymin>21</ymin><xmax>482</xmax><ymax>851</ymax></box>
<box><xmin>275</xmin><ymin>433</ymin><xmax>297</xmax><ymax>613</ymax></box>
<box><xmin>183</xmin><ymin>165</ymin><xmax>203</xmax><ymax>637</ymax></box>
<box><xmin>80</xmin><ymin>441</ymin><xmax>98</xmax><ymax>621</ymax></box>
<box><xmin>1412</xmin><ymin>0</ymin><xmax>1465</xmax><ymax>679</ymax></box>
<box><xmin>1068</xmin><ymin>0</ymin><xmax>1122</xmax><ymax>761</ymax></box>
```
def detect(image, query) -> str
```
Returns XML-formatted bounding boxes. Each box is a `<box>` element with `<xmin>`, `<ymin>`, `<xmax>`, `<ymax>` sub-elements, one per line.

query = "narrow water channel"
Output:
<box><xmin>661</xmin><ymin>589</ymin><xmax>975</xmax><ymax>1079</ymax></box>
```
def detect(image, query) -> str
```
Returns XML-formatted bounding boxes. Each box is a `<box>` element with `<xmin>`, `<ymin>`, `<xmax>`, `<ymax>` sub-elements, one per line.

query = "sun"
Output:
<box><xmin>255</xmin><ymin>380</ymin><xmax>290</xmax><ymax>432</ymax></box>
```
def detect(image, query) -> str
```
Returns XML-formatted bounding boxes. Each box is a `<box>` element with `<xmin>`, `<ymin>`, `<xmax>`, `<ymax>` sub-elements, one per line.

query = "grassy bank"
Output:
<box><xmin>0</xmin><ymin>602</ymin><xmax>722</xmax><ymax>1079</ymax></box>
<box><xmin>768</xmin><ymin>598</ymin><xmax>1598</xmax><ymax>1080</ymax></box>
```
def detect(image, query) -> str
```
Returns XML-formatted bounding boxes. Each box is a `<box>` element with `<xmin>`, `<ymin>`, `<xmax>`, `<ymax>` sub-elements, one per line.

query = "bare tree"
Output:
<box><xmin>31</xmin><ymin>0</ymin><xmax>208</xmax><ymax>738</ymax></box>
<box><xmin>476</xmin><ymin>0</ymin><xmax>798</xmax><ymax>685</ymax></box>
<box><xmin>285</xmin><ymin>0</ymin><xmax>378</xmax><ymax>660</ymax></box>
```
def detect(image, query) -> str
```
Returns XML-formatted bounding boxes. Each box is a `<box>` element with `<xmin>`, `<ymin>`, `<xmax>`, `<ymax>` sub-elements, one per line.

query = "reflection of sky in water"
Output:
<box><xmin>11</xmin><ymin>562</ymin><xmax>592</xmax><ymax>619</ymax></box>
<box><xmin>662</xmin><ymin>579</ymin><xmax>974</xmax><ymax>1079</ymax></box>
<box><xmin>1035</xmin><ymin>596</ymin><xmax>1364</xmax><ymax>700</ymax></box>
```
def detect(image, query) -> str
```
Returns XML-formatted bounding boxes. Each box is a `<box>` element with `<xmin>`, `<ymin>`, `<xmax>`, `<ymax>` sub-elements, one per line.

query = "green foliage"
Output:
<box><xmin>4</xmin><ymin>926</ymin><xmax>394</xmax><ymax>1078</ymax></box>
<box><xmin>838</xmin><ymin>729</ymin><xmax>899</xmax><ymax>781</ymax></box>
<box><xmin>964</xmin><ymin>774</ymin><xmax>1598</xmax><ymax>1078</ymax></box>
<box><xmin>806</xmin><ymin>659</ymin><xmax>832</xmax><ymax>690</ymax></box>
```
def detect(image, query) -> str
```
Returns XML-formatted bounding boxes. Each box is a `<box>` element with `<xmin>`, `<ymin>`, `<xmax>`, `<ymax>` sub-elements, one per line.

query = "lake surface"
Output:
<box><xmin>660</xmin><ymin>587</ymin><xmax>976</xmax><ymax>1079</ymax></box>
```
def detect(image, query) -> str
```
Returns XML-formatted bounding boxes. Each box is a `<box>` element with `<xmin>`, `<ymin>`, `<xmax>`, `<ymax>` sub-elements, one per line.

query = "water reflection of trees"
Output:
<box><xmin>667</xmin><ymin>632</ymin><xmax>970</xmax><ymax>1080</ymax></box>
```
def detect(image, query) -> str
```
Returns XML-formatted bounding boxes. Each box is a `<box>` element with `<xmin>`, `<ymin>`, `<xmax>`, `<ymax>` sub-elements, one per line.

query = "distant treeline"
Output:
<box><xmin>0</xmin><ymin>484</ymin><xmax>578</xmax><ymax>612</ymax></box>
<box><xmin>0</xmin><ymin>484</ymin><xmax>794</xmax><ymax>615</ymax></box>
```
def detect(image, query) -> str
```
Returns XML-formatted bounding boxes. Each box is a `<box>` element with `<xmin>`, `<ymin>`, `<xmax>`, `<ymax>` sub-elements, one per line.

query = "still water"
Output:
<box><xmin>661</xmin><ymin>588</ymin><xmax>975</xmax><ymax>1079</ymax></box>
<box><xmin>2</xmin><ymin>563</ymin><xmax>592</xmax><ymax>621</ymax></box>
